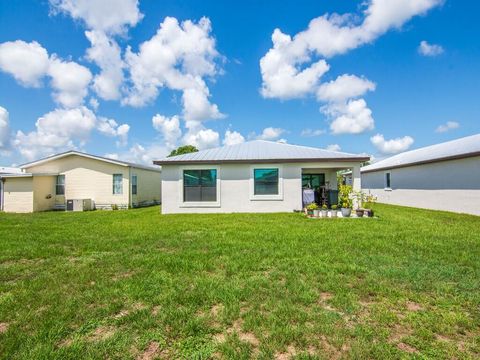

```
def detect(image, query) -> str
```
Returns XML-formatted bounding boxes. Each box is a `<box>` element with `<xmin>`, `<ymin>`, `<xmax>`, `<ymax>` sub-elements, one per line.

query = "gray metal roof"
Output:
<box><xmin>20</xmin><ymin>150</ymin><xmax>161</xmax><ymax>172</ymax></box>
<box><xmin>154</xmin><ymin>140</ymin><xmax>369</xmax><ymax>165</ymax></box>
<box><xmin>362</xmin><ymin>133</ymin><xmax>480</xmax><ymax>173</ymax></box>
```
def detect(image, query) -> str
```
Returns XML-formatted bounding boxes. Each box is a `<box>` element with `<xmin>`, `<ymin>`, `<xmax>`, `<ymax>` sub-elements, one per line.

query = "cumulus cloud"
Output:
<box><xmin>370</xmin><ymin>133</ymin><xmax>414</xmax><ymax>154</ymax></box>
<box><xmin>223</xmin><ymin>130</ymin><xmax>245</xmax><ymax>146</ymax></box>
<box><xmin>418</xmin><ymin>40</ymin><xmax>444</xmax><ymax>56</ymax></box>
<box><xmin>14</xmin><ymin>106</ymin><xmax>129</xmax><ymax>160</ymax></box>
<box><xmin>0</xmin><ymin>40</ymin><xmax>92</xmax><ymax>108</ymax></box>
<box><xmin>123</xmin><ymin>17</ymin><xmax>224</xmax><ymax>123</ymax></box>
<box><xmin>0</xmin><ymin>106</ymin><xmax>11</xmax><ymax>153</ymax></box>
<box><xmin>0</xmin><ymin>41</ymin><xmax>50</xmax><ymax>87</ymax></box>
<box><xmin>326</xmin><ymin>144</ymin><xmax>341</xmax><ymax>152</ymax></box>
<box><xmin>435</xmin><ymin>121</ymin><xmax>459</xmax><ymax>133</ymax></box>
<box><xmin>300</xmin><ymin>128</ymin><xmax>325</xmax><ymax>137</ymax></box>
<box><xmin>260</xmin><ymin>0</ymin><xmax>441</xmax><ymax>133</ymax></box>
<box><xmin>255</xmin><ymin>127</ymin><xmax>286</xmax><ymax>141</ymax></box>
<box><xmin>120</xmin><ymin>143</ymin><xmax>168</xmax><ymax>165</ymax></box>
<box><xmin>152</xmin><ymin>114</ymin><xmax>182</xmax><ymax>150</ymax></box>
<box><xmin>49</xmin><ymin>0</ymin><xmax>143</xmax><ymax>35</ymax></box>
<box><xmin>183</xmin><ymin>127</ymin><xmax>220</xmax><ymax>150</ymax></box>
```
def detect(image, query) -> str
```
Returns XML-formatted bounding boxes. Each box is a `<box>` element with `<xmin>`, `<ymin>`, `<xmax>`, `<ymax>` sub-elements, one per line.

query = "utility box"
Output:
<box><xmin>66</xmin><ymin>199</ymin><xmax>93</xmax><ymax>212</ymax></box>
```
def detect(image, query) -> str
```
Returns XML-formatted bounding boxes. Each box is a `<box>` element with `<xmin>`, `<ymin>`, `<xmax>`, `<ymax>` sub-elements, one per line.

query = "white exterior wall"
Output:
<box><xmin>3</xmin><ymin>177</ymin><xmax>34</xmax><ymax>213</ymax></box>
<box><xmin>362</xmin><ymin>156</ymin><xmax>480</xmax><ymax>216</ymax></box>
<box><xmin>161</xmin><ymin>161</ymin><xmax>360</xmax><ymax>214</ymax></box>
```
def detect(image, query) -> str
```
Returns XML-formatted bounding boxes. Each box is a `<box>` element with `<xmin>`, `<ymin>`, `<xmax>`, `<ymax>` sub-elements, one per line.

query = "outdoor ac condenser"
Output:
<box><xmin>66</xmin><ymin>199</ymin><xmax>93</xmax><ymax>212</ymax></box>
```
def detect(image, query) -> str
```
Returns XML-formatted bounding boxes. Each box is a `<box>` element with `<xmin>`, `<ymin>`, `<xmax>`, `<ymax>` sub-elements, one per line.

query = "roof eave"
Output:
<box><xmin>154</xmin><ymin>157</ymin><xmax>370</xmax><ymax>166</ymax></box>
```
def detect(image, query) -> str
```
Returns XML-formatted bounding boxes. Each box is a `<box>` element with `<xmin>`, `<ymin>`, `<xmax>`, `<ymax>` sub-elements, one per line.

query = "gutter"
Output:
<box><xmin>154</xmin><ymin>157</ymin><xmax>370</xmax><ymax>166</ymax></box>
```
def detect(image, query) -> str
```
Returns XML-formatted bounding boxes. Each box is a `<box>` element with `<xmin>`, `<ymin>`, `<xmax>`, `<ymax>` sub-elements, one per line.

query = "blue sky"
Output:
<box><xmin>0</xmin><ymin>0</ymin><xmax>479</xmax><ymax>165</ymax></box>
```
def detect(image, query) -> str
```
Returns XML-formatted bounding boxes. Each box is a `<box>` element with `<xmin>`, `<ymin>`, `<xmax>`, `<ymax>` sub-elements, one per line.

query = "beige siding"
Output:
<box><xmin>25</xmin><ymin>155</ymin><xmax>130</xmax><ymax>209</ymax></box>
<box><xmin>33</xmin><ymin>176</ymin><xmax>56</xmax><ymax>211</ymax></box>
<box><xmin>3</xmin><ymin>177</ymin><xmax>34</xmax><ymax>213</ymax></box>
<box><xmin>131</xmin><ymin>167</ymin><xmax>162</xmax><ymax>207</ymax></box>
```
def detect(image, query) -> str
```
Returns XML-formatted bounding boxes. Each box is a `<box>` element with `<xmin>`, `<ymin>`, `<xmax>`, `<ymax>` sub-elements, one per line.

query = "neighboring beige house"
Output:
<box><xmin>0</xmin><ymin>151</ymin><xmax>161</xmax><ymax>213</ymax></box>
<box><xmin>362</xmin><ymin>134</ymin><xmax>480</xmax><ymax>216</ymax></box>
<box><xmin>155</xmin><ymin>140</ymin><xmax>368</xmax><ymax>214</ymax></box>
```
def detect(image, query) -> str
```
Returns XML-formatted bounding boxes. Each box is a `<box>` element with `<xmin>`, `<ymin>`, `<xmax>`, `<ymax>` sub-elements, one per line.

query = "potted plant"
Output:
<box><xmin>306</xmin><ymin>203</ymin><xmax>318</xmax><ymax>217</ymax></box>
<box><xmin>356</xmin><ymin>208</ymin><xmax>365</xmax><ymax>217</ymax></box>
<box><xmin>363</xmin><ymin>194</ymin><xmax>377</xmax><ymax>217</ymax></box>
<box><xmin>321</xmin><ymin>204</ymin><xmax>328</xmax><ymax>217</ymax></box>
<box><xmin>331</xmin><ymin>204</ymin><xmax>338</xmax><ymax>218</ymax></box>
<box><xmin>339</xmin><ymin>184</ymin><xmax>353</xmax><ymax>217</ymax></box>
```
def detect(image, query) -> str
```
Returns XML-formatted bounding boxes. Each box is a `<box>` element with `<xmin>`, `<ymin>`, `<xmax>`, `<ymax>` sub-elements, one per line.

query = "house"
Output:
<box><xmin>362</xmin><ymin>134</ymin><xmax>480</xmax><ymax>216</ymax></box>
<box><xmin>0</xmin><ymin>151</ymin><xmax>161</xmax><ymax>213</ymax></box>
<box><xmin>154</xmin><ymin>140</ymin><xmax>369</xmax><ymax>214</ymax></box>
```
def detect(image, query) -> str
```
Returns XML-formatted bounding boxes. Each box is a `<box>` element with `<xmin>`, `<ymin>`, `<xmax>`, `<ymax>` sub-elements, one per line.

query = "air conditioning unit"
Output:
<box><xmin>66</xmin><ymin>199</ymin><xmax>93</xmax><ymax>212</ymax></box>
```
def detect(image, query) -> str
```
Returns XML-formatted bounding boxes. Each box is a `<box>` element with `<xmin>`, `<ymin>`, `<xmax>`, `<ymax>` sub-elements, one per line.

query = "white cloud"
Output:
<box><xmin>0</xmin><ymin>40</ymin><xmax>50</xmax><ymax>87</ymax></box>
<box><xmin>152</xmin><ymin>114</ymin><xmax>182</xmax><ymax>150</ymax></box>
<box><xmin>48</xmin><ymin>56</ymin><xmax>92</xmax><ymax>108</ymax></box>
<box><xmin>328</xmin><ymin>99</ymin><xmax>375</xmax><ymax>134</ymax></box>
<box><xmin>370</xmin><ymin>133</ymin><xmax>414</xmax><ymax>154</ymax></box>
<box><xmin>326</xmin><ymin>144</ymin><xmax>341</xmax><ymax>152</ymax></box>
<box><xmin>317</xmin><ymin>74</ymin><xmax>376</xmax><ymax>103</ymax></box>
<box><xmin>223</xmin><ymin>130</ymin><xmax>245</xmax><ymax>146</ymax></box>
<box><xmin>97</xmin><ymin>117</ymin><xmax>130</xmax><ymax>146</ymax></box>
<box><xmin>49</xmin><ymin>0</ymin><xmax>143</xmax><ymax>35</ymax></box>
<box><xmin>104</xmin><ymin>152</ymin><xmax>119</xmax><ymax>160</ymax></box>
<box><xmin>123</xmin><ymin>143</ymin><xmax>168</xmax><ymax>165</ymax></box>
<box><xmin>183</xmin><ymin>127</ymin><xmax>220</xmax><ymax>150</ymax></box>
<box><xmin>14</xmin><ymin>106</ymin><xmax>97</xmax><ymax>160</ymax></box>
<box><xmin>0</xmin><ymin>40</ymin><xmax>92</xmax><ymax>108</ymax></box>
<box><xmin>0</xmin><ymin>106</ymin><xmax>11</xmax><ymax>153</ymax></box>
<box><xmin>300</xmin><ymin>128</ymin><xmax>325</xmax><ymax>137</ymax></box>
<box><xmin>85</xmin><ymin>30</ymin><xmax>124</xmax><ymax>100</ymax></box>
<box><xmin>418</xmin><ymin>40</ymin><xmax>444</xmax><ymax>56</ymax></box>
<box><xmin>435</xmin><ymin>121</ymin><xmax>459</xmax><ymax>133</ymax></box>
<box><xmin>260</xmin><ymin>0</ymin><xmax>441</xmax><ymax>132</ymax></box>
<box><xmin>123</xmin><ymin>16</ymin><xmax>224</xmax><ymax>122</ymax></box>
<box><xmin>256</xmin><ymin>127</ymin><xmax>286</xmax><ymax>141</ymax></box>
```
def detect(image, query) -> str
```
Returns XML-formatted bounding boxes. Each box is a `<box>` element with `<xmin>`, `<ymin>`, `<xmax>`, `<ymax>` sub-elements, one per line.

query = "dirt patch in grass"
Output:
<box><xmin>388</xmin><ymin>324</ymin><xmax>413</xmax><ymax>343</ymax></box>
<box><xmin>136</xmin><ymin>341</ymin><xmax>170</xmax><ymax>360</ymax></box>
<box><xmin>274</xmin><ymin>344</ymin><xmax>297</xmax><ymax>359</ymax></box>
<box><xmin>319</xmin><ymin>335</ymin><xmax>350</xmax><ymax>359</ymax></box>
<box><xmin>406</xmin><ymin>301</ymin><xmax>423</xmax><ymax>312</ymax></box>
<box><xmin>215</xmin><ymin>318</ymin><xmax>260</xmax><ymax>354</ymax></box>
<box><xmin>0</xmin><ymin>323</ymin><xmax>9</xmax><ymax>333</ymax></box>
<box><xmin>319</xmin><ymin>292</ymin><xmax>333</xmax><ymax>301</ymax></box>
<box><xmin>397</xmin><ymin>342</ymin><xmax>418</xmax><ymax>353</ymax></box>
<box><xmin>86</xmin><ymin>326</ymin><xmax>116</xmax><ymax>342</ymax></box>
<box><xmin>114</xmin><ymin>302</ymin><xmax>147</xmax><ymax>319</ymax></box>
<box><xmin>210</xmin><ymin>304</ymin><xmax>224</xmax><ymax>317</ymax></box>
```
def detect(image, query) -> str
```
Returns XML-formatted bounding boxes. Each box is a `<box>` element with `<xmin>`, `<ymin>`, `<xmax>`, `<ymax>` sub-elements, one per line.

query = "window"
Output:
<box><xmin>385</xmin><ymin>172</ymin><xmax>391</xmax><ymax>189</ymax></box>
<box><xmin>302</xmin><ymin>174</ymin><xmax>325</xmax><ymax>190</ymax></box>
<box><xmin>254</xmin><ymin>168</ymin><xmax>279</xmax><ymax>195</ymax></box>
<box><xmin>113</xmin><ymin>174</ymin><xmax>123</xmax><ymax>194</ymax></box>
<box><xmin>131</xmin><ymin>175</ymin><xmax>137</xmax><ymax>195</ymax></box>
<box><xmin>183</xmin><ymin>169</ymin><xmax>217</xmax><ymax>202</ymax></box>
<box><xmin>56</xmin><ymin>175</ymin><xmax>65</xmax><ymax>195</ymax></box>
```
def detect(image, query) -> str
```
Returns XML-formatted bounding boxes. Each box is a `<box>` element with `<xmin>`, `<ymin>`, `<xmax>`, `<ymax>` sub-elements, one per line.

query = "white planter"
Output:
<box><xmin>313</xmin><ymin>209</ymin><xmax>320</xmax><ymax>217</ymax></box>
<box><xmin>331</xmin><ymin>210</ymin><xmax>337</xmax><ymax>218</ymax></box>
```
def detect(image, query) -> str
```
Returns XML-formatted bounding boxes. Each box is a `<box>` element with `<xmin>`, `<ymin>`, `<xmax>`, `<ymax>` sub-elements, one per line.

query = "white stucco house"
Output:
<box><xmin>362</xmin><ymin>134</ymin><xmax>480</xmax><ymax>216</ymax></box>
<box><xmin>154</xmin><ymin>140</ymin><xmax>369</xmax><ymax>214</ymax></box>
<box><xmin>0</xmin><ymin>151</ymin><xmax>161</xmax><ymax>213</ymax></box>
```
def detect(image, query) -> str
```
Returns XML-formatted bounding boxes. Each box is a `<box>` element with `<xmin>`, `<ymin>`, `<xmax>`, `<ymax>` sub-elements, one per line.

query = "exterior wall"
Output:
<box><xmin>131</xmin><ymin>167</ymin><xmax>162</xmax><ymax>207</ymax></box>
<box><xmin>33</xmin><ymin>176</ymin><xmax>56</xmax><ymax>211</ymax></box>
<box><xmin>25</xmin><ymin>155</ymin><xmax>130</xmax><ymax>209</ymax></box>
<box><xmin>161</xmin><ymin>161</ymin><xmax>361</xmax><ymax>214</ymax></box>
<box><xmin>3</xmin><ymin>177</ymin><xmax>34</xmax><ymax>213</ymax></box>
<box><xmin>362</xmin><ymin>156</ymin><xmax>480</xmax><ymax>216</ymax></box>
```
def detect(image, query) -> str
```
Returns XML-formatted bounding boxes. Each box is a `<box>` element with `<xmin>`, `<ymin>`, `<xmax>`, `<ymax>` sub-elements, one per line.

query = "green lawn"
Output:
<box><xmin>0</xmin><ymin>205</ymin><xmax>479</xmax><ymax>359</ymax></box>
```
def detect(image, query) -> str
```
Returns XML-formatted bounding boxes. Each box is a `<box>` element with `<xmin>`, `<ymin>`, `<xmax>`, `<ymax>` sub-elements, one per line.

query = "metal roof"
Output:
<box><xmin>20</xmin><ymin>150</ymin><xmax>161</xmax><ymax>172</ymax></box>
<box><xmin>154</xmin><ymin>140</ymin><xmax>369</xmax><ymax>165</ymax></box>
<box><xmin>362</xmin><ymin>133</ymin><xmax>480</xmax><ymax>173</ymax></box>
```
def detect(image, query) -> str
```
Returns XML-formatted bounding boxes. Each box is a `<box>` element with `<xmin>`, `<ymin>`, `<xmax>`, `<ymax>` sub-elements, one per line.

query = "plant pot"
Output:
<box><xmin>313</xmin><ymin>209</ymin><xmax>320</xmax><ymax>217</ymax></box>
<box><xmin>356</xmin><ymin>209</ymin><xmax>365</xmax><ymax>217</ymax></box>
<box><xmin>307</xmin><ymin>209</ymin><xmax>313</xmax><ymax>216</ymax></box>
<box><xmin>341</xmin><ymin>208</ymin><xmax>351</xmax><ymax>217</ymax></box>
<box><xmin>331</xmin><ymin>210</ymin><xmax>338</xmax><ymax>218</ymax></box>
<box><xmin>321</xmin><ymin>210</ymin><xmax>328</xmax><ymax>217</ymax></box>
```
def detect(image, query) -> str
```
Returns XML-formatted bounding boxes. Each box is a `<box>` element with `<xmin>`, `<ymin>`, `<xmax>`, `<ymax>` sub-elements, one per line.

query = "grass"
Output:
<box><xmin>0</xmin><ymin>204</ymin><xmax>479</xmax><ymax>359</ymax></box>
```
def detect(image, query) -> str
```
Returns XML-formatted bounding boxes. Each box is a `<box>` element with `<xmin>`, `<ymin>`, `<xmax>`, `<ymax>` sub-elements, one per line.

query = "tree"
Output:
<box><xmin>168</xmin><ymin>145</ymin><xmax>199</xmax><ymax>157</ymax></box>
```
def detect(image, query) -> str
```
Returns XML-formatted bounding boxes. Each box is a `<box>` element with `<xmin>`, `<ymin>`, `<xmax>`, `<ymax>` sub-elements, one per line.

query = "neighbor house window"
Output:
<box><xmin>131</xmin><ymin>175</ymin><xmax>137</xmax><ymax>195</ymax></box>
<box><xmin>113</xmin><ymin>174</ymin><xmax>123</xmax><ymax>194</ymax></box>
<box><xmin>56</xmin><ymin>175</ymin><xmax>65</xmax><ymax>195</ymax></box>
<box><xmin>385</xmin><ymin>172</ymin><xmax>391</xmax><ymax>189</ymax></box>
<box><xmin>183</xmin><ymin>169</ymin><xmax>217</xmax><ymax>202</ymax></box>
<box><xmin>254</xmin><ymin>168</ymin><xmax>279</xmax><ymax>195</ymax></box>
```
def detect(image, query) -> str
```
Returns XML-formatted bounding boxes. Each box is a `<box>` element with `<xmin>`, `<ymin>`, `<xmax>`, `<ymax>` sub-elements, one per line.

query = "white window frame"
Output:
<box><xmin>249</xmin><ymin>165</ymin><xmax>283</xmax><ymax>201</ymax></box>
<box><xmin>178</xmin><ymin>165</ymin><xmax>221</xmax><ymax>208</ymax></box>
<box><xmin>113</xmin><ymin>174</ymin><xmax>123</xmax><ymax>195</ymax></box>
<box><xmin>384</xmin><ymin>171</ymin><xmax>392</xmax><ymax>191</ymax></box>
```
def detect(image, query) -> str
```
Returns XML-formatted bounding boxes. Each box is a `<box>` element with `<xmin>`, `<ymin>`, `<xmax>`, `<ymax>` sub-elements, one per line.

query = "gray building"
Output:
<box><xmin>362</xmin><ymin>134</ymin><xmax>480</xmax><ymax>216</ymax></box>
